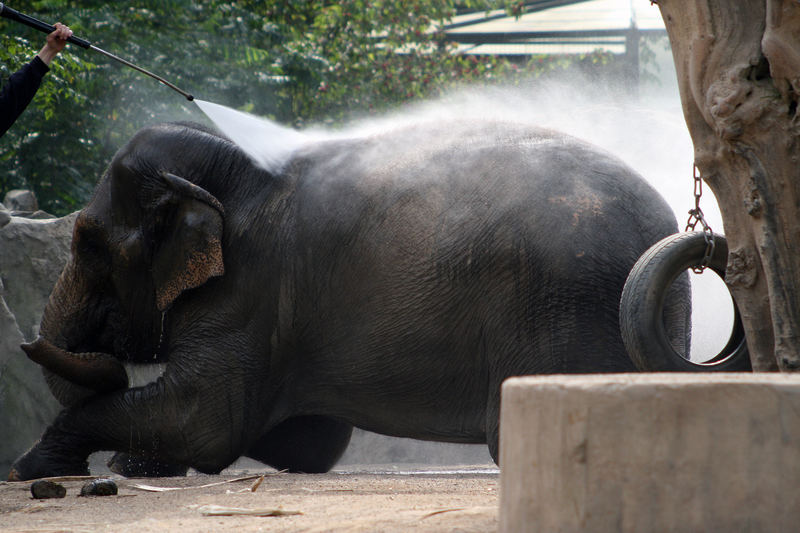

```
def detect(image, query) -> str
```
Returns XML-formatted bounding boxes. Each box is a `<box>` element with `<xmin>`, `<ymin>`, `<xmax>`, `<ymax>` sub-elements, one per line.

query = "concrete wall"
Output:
<box><xmin>500</xmin><ymin>373</ymin><xmax>800</xmax><ymax>532</ymax></box>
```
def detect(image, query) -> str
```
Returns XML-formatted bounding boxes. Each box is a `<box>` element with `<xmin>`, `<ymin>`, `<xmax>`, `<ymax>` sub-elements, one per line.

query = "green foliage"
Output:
<box><xmin>0</xmin><ymin>0</ymin><xmax>606</xmax><ymax>215</ymax></box>
<box><xmin>0</xmin><ymin>29</ymin><xmax>97</xmax><ymax>212</ymax></box>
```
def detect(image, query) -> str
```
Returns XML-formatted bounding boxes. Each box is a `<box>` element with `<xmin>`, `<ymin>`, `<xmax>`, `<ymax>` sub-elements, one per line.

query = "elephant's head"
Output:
<box><xmin>23</xmin><ymin>129</ymin><xmax>226</xmax><ymax>404</ymax></box>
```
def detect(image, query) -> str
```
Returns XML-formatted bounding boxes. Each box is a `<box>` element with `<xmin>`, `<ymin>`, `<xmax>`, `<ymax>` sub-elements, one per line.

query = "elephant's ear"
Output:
<box><xmin>144</xmin><ymin>172</ymin><xmax>225</xmax><ymax>311</ymax></box>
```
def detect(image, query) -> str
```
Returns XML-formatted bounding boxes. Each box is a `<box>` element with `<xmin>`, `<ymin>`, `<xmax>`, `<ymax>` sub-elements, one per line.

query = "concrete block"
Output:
<box><xmin>499</xmin><ymin>373</ymin><xmax>800</xmax><ymax>533</ymax></box>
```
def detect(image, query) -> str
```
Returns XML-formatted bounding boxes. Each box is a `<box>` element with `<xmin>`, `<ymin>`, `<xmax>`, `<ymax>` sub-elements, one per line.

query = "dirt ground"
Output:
<box><xmin>0</xmin><ymin>465</ymin><xmax>499</xmax><ymax>532</ymax></box>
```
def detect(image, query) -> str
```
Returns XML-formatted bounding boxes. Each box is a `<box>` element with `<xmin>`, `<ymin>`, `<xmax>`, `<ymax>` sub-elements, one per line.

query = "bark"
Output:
<box><xmin>656</xmin><ymin>0</ymin><xmax>800</xmax><ymax>371</ymax></box>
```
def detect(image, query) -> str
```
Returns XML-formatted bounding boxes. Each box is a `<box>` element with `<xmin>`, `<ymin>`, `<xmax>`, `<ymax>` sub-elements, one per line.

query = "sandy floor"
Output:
<box><xmin>0</xmin><ymin>466</ymin><xmax>499</xmax><ymax>532</ymax></box>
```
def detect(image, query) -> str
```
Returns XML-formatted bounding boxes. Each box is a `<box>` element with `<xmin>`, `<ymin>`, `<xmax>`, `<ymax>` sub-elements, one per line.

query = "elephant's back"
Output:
<box><xmin>288</xmin><ymin>120</ymin><xmax>676</xmax><ymax>379</ymax></box>
<box><xmin>291</xmin><ymin>119</ymin><xmax>676</xmax><ymax>261</ymax></box>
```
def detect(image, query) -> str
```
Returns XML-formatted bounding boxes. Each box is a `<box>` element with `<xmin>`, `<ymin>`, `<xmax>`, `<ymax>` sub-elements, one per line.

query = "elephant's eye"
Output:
<box><xmin>73</xmin><ymin>217</ymin><xmax>109</xmax><ymax>259</ymax></box>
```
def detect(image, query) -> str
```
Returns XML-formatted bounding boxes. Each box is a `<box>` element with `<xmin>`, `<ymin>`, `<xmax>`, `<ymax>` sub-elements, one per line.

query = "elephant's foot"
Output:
<box><xmin>107</xmin><ymin>452</ymin><xmax>188</xmax><ymax>477</ymax></box>
<box><xmin>8</xmin><ymin>443</ymin><xmax>89</xmax><ymax>481</ymax></box>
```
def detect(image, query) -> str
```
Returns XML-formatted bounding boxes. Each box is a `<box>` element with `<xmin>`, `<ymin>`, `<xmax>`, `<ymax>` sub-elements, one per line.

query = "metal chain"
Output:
<box><xmin>684</xmin><ymin>165</ymin><xmax>715</xmax><ymax>273</ymax></box>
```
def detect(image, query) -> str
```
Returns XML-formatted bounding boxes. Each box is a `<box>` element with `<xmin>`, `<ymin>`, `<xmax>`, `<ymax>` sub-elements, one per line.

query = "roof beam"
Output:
<box><xmin>445</xmin><ymin>28</ymin><xmax>666</xmax><ymax>45</ymax></box>
<box><xmin>446</xmin><ymin>0</ymin><xmax>595</xmax><ymax>31</ymax></box>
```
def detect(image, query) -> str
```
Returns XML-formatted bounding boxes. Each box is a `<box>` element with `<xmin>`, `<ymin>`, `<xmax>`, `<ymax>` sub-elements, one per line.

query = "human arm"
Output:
<box><xmin>36</xmin><ymin>22</ymin><xmax>72</xmax><ymax>65</ymax></box>
<box><xmin>0</xmin><ymin>23</ymin><xmax>72</xmax><ymax>136</ymax></box>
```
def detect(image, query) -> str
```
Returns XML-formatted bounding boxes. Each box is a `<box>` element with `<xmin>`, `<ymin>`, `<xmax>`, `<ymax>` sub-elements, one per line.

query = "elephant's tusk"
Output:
<box><xmin>21</xmin><ymin>337</ymin><xmax>128</xmax><ymax>393</ymax></box>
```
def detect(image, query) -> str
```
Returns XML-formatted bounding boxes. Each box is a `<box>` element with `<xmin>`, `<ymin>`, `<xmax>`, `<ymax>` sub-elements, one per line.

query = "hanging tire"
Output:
<box><xmin>620</xmin><ymin>231</ymin><xmax>751</xmax><ymax>372</ymax></box>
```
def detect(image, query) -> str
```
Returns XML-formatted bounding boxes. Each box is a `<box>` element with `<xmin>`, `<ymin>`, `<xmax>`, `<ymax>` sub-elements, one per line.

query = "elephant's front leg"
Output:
<box><xmin>9</xmin><ymin>411</ymin><xmax>93</xmax><ymax>479</ymax></box>
<box><xmin>9</xmin><ymin>375</ymin><xmax>247</xmax><ymax>481</ymax></box>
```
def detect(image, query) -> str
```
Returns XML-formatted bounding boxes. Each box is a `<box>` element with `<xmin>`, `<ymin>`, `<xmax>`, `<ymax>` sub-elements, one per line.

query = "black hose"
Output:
<box><xmin>0</xmin><ymin>2</ymin><xmax>194</xmax><ymax>100</ymax></box>
<box><xmin>0</xmin><ymin>2</ymin><xmax>90</xmax><ymax>48</ymax></box>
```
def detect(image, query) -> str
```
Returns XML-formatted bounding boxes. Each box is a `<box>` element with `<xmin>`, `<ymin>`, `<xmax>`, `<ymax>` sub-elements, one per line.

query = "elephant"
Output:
<box><xmin>9</xmin><ymin>119</ymin><xmax>688</xmax><ymax>480</ymax></box>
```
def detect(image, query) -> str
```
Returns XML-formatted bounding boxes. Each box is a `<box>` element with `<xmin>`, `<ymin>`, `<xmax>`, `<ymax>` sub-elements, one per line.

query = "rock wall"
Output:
<box><xmin>0</xmin><ymin>199</ymin><xmax>77</xmax><ymax>477</ymax></box>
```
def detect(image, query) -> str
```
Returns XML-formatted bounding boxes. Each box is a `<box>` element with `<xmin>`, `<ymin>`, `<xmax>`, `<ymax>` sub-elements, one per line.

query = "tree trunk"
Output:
<box><xmin>656</xmin><ymin>0</ymin><xmax>800</xmax><ymax>371</ymax></box>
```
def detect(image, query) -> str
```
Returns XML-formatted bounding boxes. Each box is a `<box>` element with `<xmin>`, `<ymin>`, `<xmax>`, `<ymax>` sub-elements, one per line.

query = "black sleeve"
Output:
<box><xmin>0</xmin><ymin>55</ymin><xmax>49</xmax><ymax>138</ymax></box>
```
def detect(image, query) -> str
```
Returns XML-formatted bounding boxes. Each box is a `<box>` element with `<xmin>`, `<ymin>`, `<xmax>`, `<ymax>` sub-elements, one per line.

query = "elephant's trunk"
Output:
<box><xmin>30</xmin><ymin>247</ymin><xmax>129</xmax><ymax>402</ymax></box>
<box><xmin>21</xmin><ymin>336</ymin><xmax>128</xmax><ymax>393</ymax></box>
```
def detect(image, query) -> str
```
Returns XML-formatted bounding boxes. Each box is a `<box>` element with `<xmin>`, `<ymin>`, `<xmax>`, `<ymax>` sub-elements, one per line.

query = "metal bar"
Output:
<box><xmin>444</xmin><ymin>28</ymin><xmax>666</xmax><ymax>45</ymax></box>
<box><xmin>89</xmin><ymin>45</ymin><xmax>193</xmax><ymax>101</ymax></box>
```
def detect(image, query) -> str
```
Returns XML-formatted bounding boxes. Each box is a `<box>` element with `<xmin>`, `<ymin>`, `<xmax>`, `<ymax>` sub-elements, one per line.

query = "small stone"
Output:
<box><xmin>79</xmin><ymin>478</ymin><xmax>118</xmax><ymax>497</ymax></box>
<box><xmin>27</xmin><ymin>210</ymin><xmax>57</xmax><ymax>220</ymax></box>
<box><xmin>30</xmin><ymin>480</ymin><xmax>67</xmax><ymax>499</ymax></box>
<box><xmin>3</xmin><ymin>189</ymin><xmax>38</xmax><ymax>212</ymax></box>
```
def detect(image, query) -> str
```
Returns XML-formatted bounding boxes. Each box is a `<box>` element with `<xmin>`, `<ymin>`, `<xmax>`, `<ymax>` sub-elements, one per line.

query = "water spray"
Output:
<box><xmin>0</xmin><ymin>3</ymin><xmax>194</xmax><ymax>101</ymax></box>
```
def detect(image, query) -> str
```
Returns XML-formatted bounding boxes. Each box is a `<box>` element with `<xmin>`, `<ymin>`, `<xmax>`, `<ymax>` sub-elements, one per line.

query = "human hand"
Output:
<box><xmin>37</xmin><ymin>22</ymin><xmax>73</xmax><ymax>65</ymax></box>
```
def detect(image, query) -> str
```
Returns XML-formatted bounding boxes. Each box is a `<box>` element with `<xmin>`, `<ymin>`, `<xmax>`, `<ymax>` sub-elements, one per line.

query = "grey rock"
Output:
<box><xmin>79</xmin><ymin>478</ymin><xmax>118</xmax><ymax>497</ymax></box>
<box><xmin>0</xmin><ymin>212</ymin><xmax>77</xmax><ymax>478</ymax></box>
<box><xmin>10</xmin><ymin>210</ymin><xmax>56</xmax><ymax>220</ymax></box>
<box><xmin>3</xmin><ymin>190</ymin><xmax>38</xmax><ymax>212</ymax></box>
<box><xmin>0</xmin><ymin>213</ymin><xmax>77</xmax><ymax>337</ymax></box>
<box><xmin>30</xmin><ymin>480</ymin><xmax>66</xmax><ymax>499</ymax></box>
<box><xmin>0</xmin><ymin>211</ymin><xmax>10</xmax><ymax>228</ymax></box>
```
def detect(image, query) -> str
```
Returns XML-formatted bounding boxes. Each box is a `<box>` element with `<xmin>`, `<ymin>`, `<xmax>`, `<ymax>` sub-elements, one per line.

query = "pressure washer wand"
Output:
<box><xmin>86</xmin><ymin>46</ymin><xmax>194</xmax><ymax>101</ymax></box>
<box><xmin>0</xmin><ymin>2</ymin><xmax>194</xmax><ymax>101</ymax></box>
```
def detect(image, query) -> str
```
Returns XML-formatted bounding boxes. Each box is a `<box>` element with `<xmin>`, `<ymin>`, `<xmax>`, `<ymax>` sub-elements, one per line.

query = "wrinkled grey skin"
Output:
<box><xmin>10</xmin><ymin>120</ymin><xmax>688</xmax><ymax>480</ymax></box>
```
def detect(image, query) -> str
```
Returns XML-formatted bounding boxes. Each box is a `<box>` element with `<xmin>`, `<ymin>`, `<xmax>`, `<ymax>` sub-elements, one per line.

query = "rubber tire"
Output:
<box><xmin>620</xmin><ymin>232</ymin><xmax>751</xmax><ymax>372</ymax></box>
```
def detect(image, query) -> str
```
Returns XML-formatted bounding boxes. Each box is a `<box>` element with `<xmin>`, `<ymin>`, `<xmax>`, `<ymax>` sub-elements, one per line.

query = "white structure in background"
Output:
<box><xmin>446</xmin><ymin>0</ymin><xmax>665</xmax><ymax>55</ymax></box>
<box><xmin>444</xmin><ymin>0</ymin><xmax>666</xmax><ymax>87</ymax></box>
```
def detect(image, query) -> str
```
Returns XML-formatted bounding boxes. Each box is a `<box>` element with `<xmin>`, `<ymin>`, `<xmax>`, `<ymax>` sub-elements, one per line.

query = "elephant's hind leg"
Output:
<box><xmin>486</xmin><ymin>395</ymin><xmax>500</xmax><ymax>466</ymax></box>
<box><xmin>246</xmin><ymin>415</ymin><xmax>353</xmax><ymax>473</ymax></box>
